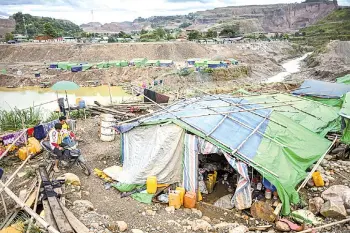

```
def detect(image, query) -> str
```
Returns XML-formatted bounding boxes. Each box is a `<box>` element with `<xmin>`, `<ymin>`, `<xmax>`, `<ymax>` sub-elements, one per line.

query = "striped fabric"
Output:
<box><xmin>224</xmin><ymin>153</ymin><xmax>252</xmax><ymax>210</ymax></box>
<box><xmin>183</xmin><ymin>134</ymin><xmax>198</xmax><ymax>192</ymax></box>
<box><xmin>198</xmin><ymin>137</ymin><xmax>221</xmax><ymax>154</ymax></box>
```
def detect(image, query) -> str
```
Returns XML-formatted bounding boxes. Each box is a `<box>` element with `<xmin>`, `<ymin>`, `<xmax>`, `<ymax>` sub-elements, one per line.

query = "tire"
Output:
<box><xmin>77</xmin><ymin>161</ymin><xmax>91</xmax><ymax>176</ymax></box>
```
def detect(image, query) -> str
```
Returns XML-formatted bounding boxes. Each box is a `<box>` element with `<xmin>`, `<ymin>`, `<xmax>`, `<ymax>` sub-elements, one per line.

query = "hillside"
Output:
<box><xmin>12</xmin><ymin>12</ymin><xmax>82</xmax><ymax>38</ymax></box>
<box><xmin>292</xmin><ymin>7</ymin><xmax>350</xmax><ymax>47</ymax></box>
<box><xmin>81</xmin><ymin>1</ymin><xmax>337</xmax><ymax>33</ymax></box>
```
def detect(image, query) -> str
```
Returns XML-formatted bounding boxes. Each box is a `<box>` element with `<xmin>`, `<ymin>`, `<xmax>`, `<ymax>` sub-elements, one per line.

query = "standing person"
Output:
<box><xmin>49</xmin><ymin>123</ymin><xmax>64</xmax><ymax>172</ymax></box>
<box><xmin>58</xmin><ymin>98</ymin><xmax>66</xmax><ymax>116</ymax></box>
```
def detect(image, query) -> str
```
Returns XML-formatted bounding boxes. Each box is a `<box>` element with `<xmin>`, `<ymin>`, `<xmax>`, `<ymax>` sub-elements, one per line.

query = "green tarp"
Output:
<box><xmin>340</xmin><ymin>93</ymin><xmax>350</xmax><ymax>143</ymax></box>
<box><xmin>145</xmin><ymin>60</ymin><xmax>160</xmax><ymax>66</ymax></box>
<box><xmin>336</xmin><ymin>74</ymin><xmax>350</xmax><ymax>85</ymax></box>
<box><xmin>57</xmin><ymin>62</ymin><xmax>69</xmax><ymax>70</ymax></box>
<box><xmin>97</xmin><ymin>62</ymin><xmax>109</xmax><ymax>69</ymax></box>
<box><xmin>82</xmin><ymin>64</ymin><xmax>92</xmax><ymax>71</ymax></box>
<box><xmin>245</xmin><ymin>94</ymin><xmax>341</xmax><ymax>136</ymax></box>
<box><xmin>304</xmin><ymin>96</ymin><xmax>344</xmax><ymax>108</ymax></box>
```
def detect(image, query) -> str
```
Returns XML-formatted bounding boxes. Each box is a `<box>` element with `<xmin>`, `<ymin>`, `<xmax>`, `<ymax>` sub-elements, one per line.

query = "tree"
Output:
<box><xmin>155</xmin><ymin>28</ymin><xmax>166</xmax><ymax>39</ymax></box>
<box><xmin>44</xmin><ymin>22</ymin><xmax>57</xmax><ymax>37</ymax></box>
<box><xmin>179</xmin><ymin>22</ymin><xmax>192</xmax><ymax>28</ymax></box>
<box><xmin>188</xmin><ymin>30</ymin><xmax>201</xmax><ymax>40</ymax></box>
<box><xmin>140</xmin><ymin>29</ymin><xmax>148</xmax><ymax>35</ymax></box>
<box><xmin>219</xmin><ymin>25</ymin><xmax>239</xmax><ymax>38</ymax></box>
<box><xmin>5</xmin><ymin>33</ymin><xmax>14</xmax><ymax>41</ymax></box>
<box><xmin>205</xmin><ymin>30</ymin><xmax>217</xmax><ymax>38</ymax></box>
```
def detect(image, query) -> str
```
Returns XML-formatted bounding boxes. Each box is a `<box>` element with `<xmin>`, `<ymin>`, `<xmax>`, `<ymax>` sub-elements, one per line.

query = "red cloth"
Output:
<box><xmin>27</xmin><ymin>128</ymin><xmax>34</xmax><ymax>137</ymax></box>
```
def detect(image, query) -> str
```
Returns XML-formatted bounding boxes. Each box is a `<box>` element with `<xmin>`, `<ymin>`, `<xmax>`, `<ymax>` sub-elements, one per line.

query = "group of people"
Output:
<box><xmin>47</xmin><ymin>116</ymin><xmax>76</xmax><ymax>172</ymax></box>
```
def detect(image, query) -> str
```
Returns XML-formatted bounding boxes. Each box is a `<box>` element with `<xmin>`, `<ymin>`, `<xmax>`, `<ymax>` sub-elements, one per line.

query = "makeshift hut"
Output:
<box><xmin>207</xmin><ymin>61</ymin><xmax>226</xmax><ymax>69</ymax></box>
<box><xmin>71</xmin><ymin>65</ymin><xmax>83</xmax><ymax>72</ymax></box>
<box><xmin>292</xmin><ymin>79</ymin><xmax>350</xmax><ymax>108</ymax></box>
<box><xmin>145</xmin><ymin>60</ymin><xmax>160</xmax><ymax>67</ymax></box>
<box><xmin>194</xmin><ymin>60</ymin><xmax>208</xmax><ymax>68</ymax></box>
<box><xmin>97</xmin><ymin>62</ymin><xmax>109</xmax><ymax>69</ymax></box>
<box><xmin>57</xmin><ymin>62</ymin><xmax>70</xmax><ymax>70</ymax></box>
<box><xmin>187</xmin><ymin>58</ymin><xmax>199</xmax><ymax>66</ymax></box>
<box><xmin>115</xmin><ymin>95</ymin><xmax>331</xmax><ymax>215</ymax></box>
<box><xmin>159</xmin><ymin>60</ymin><xmax>174</xmax><ymax>67</ymax></box>
<box><xmin>130</xmin><ymin>58</ymin><xmax>147</xmax><ymax>67</ymax></box>
<box><xmin>339</xmin><ymin>93</ymin><xmax>350</xmax><ymax>144</ymax></box>
<box><xmin>228</xmin><ymin>58</ymin><xmax>239</xmax><ymax>65</ymax></box>
<box><xmin>81</xmin><ymin>64</ymin><xmax>92</xmax><ymax>71</ymax></box>
<box><xmin>49</xmin><ymin>63</ymin><xmax>58</xmax><ymax>69</ymax></box>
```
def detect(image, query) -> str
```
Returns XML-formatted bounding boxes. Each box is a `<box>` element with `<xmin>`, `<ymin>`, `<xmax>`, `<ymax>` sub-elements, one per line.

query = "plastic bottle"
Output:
<box><xmin>146</xmin><ymin>176</ymin><xmax>157</xmax><ymax>194</ymax></box>
<box><xmin>176</xmin><ymin>187</ymin><xmax>185</xmax><ymax>205</ymax></box>
<box><xmin>312</xmin><ymin>171</ymin><xmax>325</xmax><ymax>187</ymax></box>
<box><xmin>265</xmin><ymin>189</ymin><xmax>272</xmax><ymax>200</ymax></box>
<box><xmin>169</xmin><ymin>191</ymin><xmax>181</xmax><ymax>209</ymax></box>
<box><xmin>184</xmin><ymin>191</ymin><xmax>196</xmax><ymax>208</ymax></box>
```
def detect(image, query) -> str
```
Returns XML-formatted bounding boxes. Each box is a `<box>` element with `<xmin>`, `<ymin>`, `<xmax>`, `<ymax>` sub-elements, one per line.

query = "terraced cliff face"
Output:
<box><xmin>81</xmin><ymin>2</ymin><xmax>337</xmax><ymax>33</ymax></box>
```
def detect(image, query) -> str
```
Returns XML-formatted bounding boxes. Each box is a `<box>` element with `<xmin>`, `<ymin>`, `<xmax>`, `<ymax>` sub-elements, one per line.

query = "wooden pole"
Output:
<box><xmin>108</xmin><ymin>83</ymin><xmax>113</xmax><ymax>105</ymax></box>
<box><xmin>298</xmin><ymin>218</ymin><xmax>350</xmax><ymax>233</ymax></box>
<box><xmin>0</xmin><ymin>130</ymin><xmax>26</xmax><ymax>160</ymax></box>
<box><xmin>297</xmin><ymin>136</ymin><xmax>337</xmax><ymax>192</ymax></box>
<box><xmin>1</xmin><ymin>193</ymin><xmax>7</xmax><ymax>216</ymax></box>
<box><xmin>0</xmin><ymin>181</ymin><xmax>60</xmax><ymax>233</ymax></box>
<box><xmin>26</xmin><ymin>175</ymin><xmax>42</xmax><ymax>233</ymax></box>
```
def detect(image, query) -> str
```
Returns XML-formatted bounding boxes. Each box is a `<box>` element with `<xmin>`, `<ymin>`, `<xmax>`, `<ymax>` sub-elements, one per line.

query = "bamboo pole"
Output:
<box><xmin>298</xmin><ymin>217</ymin><xmax>350</xmax><ymax>233</ymax></box>
<box><xmin>21</xmin><ymin>99</ymin><xmax>58</xmax><ymax>111</ymax></box>
<box><xmin>193</xmin><ymin>88</ymin><xmax>287</xmax><ymax>128</ymax></box>
<box><xmin>108</xmin><ymin>83</ymin><xmax>113</xmax><ymax>105</ymax></box>
<box><xmin>297</xmin><ymin>136</ymin><xmax>337</xmax><ymax>192</ymax></box>
<box><xmin>130</xmin><ymin>86</ymin><xmax>279</xmax><ymax>178</ymax></box>
<box><xmin>206</xmin><ymin>115</ymin><xmax>227</xmax><ymax>136</ymax></box>
<box><xmin>0</xmin><ymin>181</ymin><xmax>60</xmax><ymax>233</ymax></box>
<box><xmin>26</xmin><ymin>174</ymin><xmax>42</xmax><ymax>233</ymax></box>
<box><xmin>180</xmin><ymin>103</ymin><xmax>294</xmax><ymax>119</ymax></box>
<box><xmin>0</xmin><ymin>130</ymin><xmax>26</xmax><ymax>160</ymax></box>
<box><xmin>1</xmin><ymin>193</ymin><xmax>7</xmax><ymax>216</ymax></box>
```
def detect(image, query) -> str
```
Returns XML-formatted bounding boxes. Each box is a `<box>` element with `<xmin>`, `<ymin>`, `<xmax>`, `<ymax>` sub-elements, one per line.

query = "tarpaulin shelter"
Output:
<box><xmin>292</xmin><ymin>79</ymin><xmax>350</xmax><ymax>107</ymax></box>
<box><xmin>49</xmin><ymin>63</ymin><xmax>58</xmax><ymax>69</ymax></box>
<box><xmin>115</xmin><ymin>95</ymin><xmax>331</xmax><ymax>215</ymax></box>
<box><xmin>207</xmin><ymin>61</ymin><xmax>226</xmax><ymax>69</ymax></box>
<box><xmin>81</xmin><ymin>64</ymin><xmax>92</xmax><ymax>71</ymax></box>
<box><xmin>244</xmin><ymin>93</ymin><xmax>341</xmax><ymax>136</ymax></box>
<box><xmin>130</xmin><ymin>58</ymin><xmax>147</xmax><ymax>67</ymax></box>
<box><xmin>228</xmin><ymin>58</ymin><xmax>239</xmax><ymax>65</ymax></box>
<box><xmin>194</xmin><ymin>60</ymin><xmax>208</xmax><ymax>68</ymax></box>
<box><xmin>57</xmin><ymin>62</ymin><xmax>69</xmax><ymax>70</ymax></box>
<box><xmin>339</xmin><ymin>93</ymin><xmax>350</xmax><ymax>144</ymax></box>
<box><xmin>187</xmin><ymin>58</ymin><xmax>199</xmax><ymax>66</ymax></box>
<box><xmin>145</xmin><ymin>60</ymin><xmax>160</xmax><ymax>67</ymax></box>
<box><xmin>336</xmin><ymin>74</ymin><xmax>350</xmax><ymax>85</ymax></box>
<box><xmin>97</xmin><ymin>62</ymin><xmax>109</xmax><ymax>69</ymax></box>
<box><xmin>159</xmin><ymin>60</ymin><xmax>174</xmax><ymax>67</ymax></box>
<box><xmin>71</xmin><ymin>65</ymin><xmax>83</xmax><ymax>72</ymax></box>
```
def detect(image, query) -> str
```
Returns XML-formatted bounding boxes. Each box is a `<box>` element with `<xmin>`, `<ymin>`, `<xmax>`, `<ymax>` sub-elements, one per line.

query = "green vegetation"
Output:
<box><xmin>291</xmin><ymin>8</ymin><xmax>350</xmax><ymax>48</ymax></box>
<box><xmin>0</xmin><ymin>107</ymin><xmax>41</xmax><ymax>132</ymax></box>
<box><xmin>219</xmin><ymin>25</ymin><xmax>240</xmax><ymax>38</ymax></box>
<box><xmin>5</xmin><ymin>32</ymin><xmax>14</xmax><ymax>41</ymax></box>
<box><xmin>179</xmin><ymin>22</ymin><xmax>192</xmax><ymax>28</ymax></box>
<box><xmin>12</xmin><ymin>12</ymin><xmax>82</xmax><ymax>38</ymax></box>
<box><xmin>140</xmin><ymin>27</ymin><xmax>175</xmax><ymax>41</ymax></box>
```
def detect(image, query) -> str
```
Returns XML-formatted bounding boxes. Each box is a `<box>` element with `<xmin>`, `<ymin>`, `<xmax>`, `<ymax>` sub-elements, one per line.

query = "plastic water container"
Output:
<box><xmin>18</xmin><ymin>147</ymin><xmax>28</xmax><ymax>161</ymax></box>
<box><xmin>79</xmin><ymin>100</ymin><xmax>86</xmax><ymax>109</ymax></box>
<box><xmin>146</xmin><ymin>176</ymin><xmax>157</xmax><ymax>194</ymax></box>
<box><xmin>169</xmin><ymin>191</ymin><xmax>181</xmax><ymax>209</ymax></box>
<box><xmin>176</xmin><ymin>187</ymin><xmax>185</xmax><ymax>205</ymax></box>
<box><xmin>28</xmin><ymin>137</ymin><xmax>42</xmax><ymax>153</ymax></box>
<box><xmin>312</xmin><ymin>171</ymin><xmax>324</xmax><ymax>187</ymax></box>
<box><xmin>100</xmin><ymin>114</ymin><xmax>116</xmax><ymax>142</ymax></box>
<box><xmin>184</xmin><ymin>191</ymin><xmax>196</xmax><ymax>209</ymax></box>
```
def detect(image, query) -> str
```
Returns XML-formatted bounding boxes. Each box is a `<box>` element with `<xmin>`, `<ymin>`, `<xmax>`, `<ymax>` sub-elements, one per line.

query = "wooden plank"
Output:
<box><xmin>47</xmin><ymin>196</ymin><xmax>73</xmax><ymax>233</ymax></box>
<box><xmin>25</xmin><ymin>190</ymin><xmax>37</xmax><ymax>208</ymax></box>
<box><xmin>61</xmin><ymin>203</ymin><xmax>90</xmax><ymax>233</ymax></box>
<box><xmin>42</xmin><ymin>200</ymin><xmax>58</xmax><ymax>231</ymax></box>
<box><xmin>16</xmin><ymin>190</ymin><xmax>27</xmax><ymax>208</ymax></box>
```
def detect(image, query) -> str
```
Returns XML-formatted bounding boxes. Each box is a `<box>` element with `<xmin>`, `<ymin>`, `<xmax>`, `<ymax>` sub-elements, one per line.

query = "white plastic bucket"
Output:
<box><xmin>100</xmin><ymin>114</ymin><xmax>116</xmax><ymax>142</ymax></box>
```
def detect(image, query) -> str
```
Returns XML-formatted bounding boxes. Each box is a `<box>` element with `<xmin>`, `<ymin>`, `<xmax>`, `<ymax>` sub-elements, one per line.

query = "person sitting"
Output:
<box><xmin>59</xmin><ymin>116</ymin><xmax>75</xmax><ymax>145</ymax></box>
<box><xmin>49</xmin><ymin>123</ymin><xmax>64</xmax><ymax>173</ymax></box>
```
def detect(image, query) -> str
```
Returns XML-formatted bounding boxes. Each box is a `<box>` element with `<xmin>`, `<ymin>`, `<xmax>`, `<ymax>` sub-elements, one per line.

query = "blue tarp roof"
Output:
<box><xmin>118</xmin><ymin>95</ymin><xmax>271</xmax><ymax>159</ymax></box>
<box><xmin>292</xmin><ymin>79</ymin><xmax>350</xmax><ymax>99</ymax></box>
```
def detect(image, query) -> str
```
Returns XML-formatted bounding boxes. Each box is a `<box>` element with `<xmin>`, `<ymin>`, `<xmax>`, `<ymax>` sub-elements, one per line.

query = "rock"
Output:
<box><xmin>116</xmin><ymin>221</ymin><xmax>127</xmax><ymax>232</ymax></box>
<box><xmin>146</xmin><ymin>210</ymin><xmax>156</xmax><ymax>216</ymax></box>
<box><xmin>308</xmin><ymin>197</ymin><xmax>325</xmax><ymax>214</ymax></box>
<box><xmin>131</xmin><ymin>230</ymin><xmax>144</xmax><ymax>233</ymax></box>
<box><xmin>214</xmin><ymin>222</ymin><xmax>239</xmax><ymax>231</ymax></box>
<box><xmin>73</xmin><ymin>200</ymin><xmax>94</xmax><ymax>214</ymax></box>
<box><xmin>91</xmin><ymin>222</ymin><xmax>99</xmax><ymax>229</ymax></box>
<box><xmin>183</xmin><ymin>208</ymin><xmax>192</xmax><ymax>215</ymax></box>
<box><xmin>165</xmin><ymin>206</ymin><xmax>175</xmax><ymax>214</ymax></box>
<box><xmin>201</xmin><ymin>216</ymin><xmax>211</xmax><ymax>223</ymax></box>
<box><xmin>322</xmin><ymin>185</ymin><xmax>350</xmax><ymax>208</ymax></box>
<box><xmin>267</xmin><ymin>230</ymin><xmax>275</xmax><ymax>233</ymax></box>
<box><xmin>213</xmin><ymin>194</ymin><xmax>234</xmax><ymax>209</ymax></box>
<box><xmin>307</xmin><ymin>179</ymin><xmax>315</xmax><ymax>187</ymax></box>
<box><xmin>229</xmin><ymin>225</ymin><xmax>249</xmax><ymax>233</ymax></box>
<box><xmin>347</xmin><ymin>209</ymin><xmax>350</xmax><ymax>215</ymax></box>
<box><xmin>191</xmin><ymin>208</ymin><xmax>203</xmax><ymax>218</ymax></box>
<box><xmin>191</xmin><ymin>219</ymin><xmax>212</xmax><ymax>232</ymax></box>
<box><xmin>275</xmin><ymin>221</ymin><xmax>291</xmax><ymax>232</ymax></box>
<box><xmin>320</xmin><ymin>201</ymin><xmax>347</xmax><ymax>219</ymax></box>
<box><xmin>166</xmin><ymin>220</ymin><xmax>181</xmax><ymax>227</ymax></box>
<box><xmin>57</xmin><ymin>173</ymin><xmax>81</xmax><ymax>186</ymax></box>
<box><xmin>250</xmin><ymin>201</ymin><xmax>276</xmax><ymax>222</ymax></box>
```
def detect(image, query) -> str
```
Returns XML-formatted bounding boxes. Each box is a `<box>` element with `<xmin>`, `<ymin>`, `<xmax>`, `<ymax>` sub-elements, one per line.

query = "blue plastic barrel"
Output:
<box><xmin>79</xmin><ymin>100</ymin><xmax>86</xmax><ymax>109</ymax></box>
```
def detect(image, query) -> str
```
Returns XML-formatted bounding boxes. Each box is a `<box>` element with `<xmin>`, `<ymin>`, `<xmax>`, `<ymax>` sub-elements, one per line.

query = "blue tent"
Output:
<box><xmin>292</xmin><ymin>79</ymin><xmax>350</xmax><ymax>99</ymax></box>
<box><xmin>49</xmin><ymin>63</ymin><xmax>58</xmax><ymax>69</ymax></box>
<box><xmin>71</xmin><ymin>65</ymin><xmax>83</xmax><ymax>72</ymax></box>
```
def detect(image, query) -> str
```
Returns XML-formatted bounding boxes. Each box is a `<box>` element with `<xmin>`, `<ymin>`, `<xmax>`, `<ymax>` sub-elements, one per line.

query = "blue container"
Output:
<box><xmin>35</xmin><ymin>72</ymin><xmax>40</xmax><ymax>78</ymax></box>
<box><xmin>49</xmin><ymin>64</ymin><xmax>58</xmax><ymax>69</ymax></box>
<box><xmin>79</xmin><ymin>100</ymin><xmax>86</xmax><ymax>109</ymax></box>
